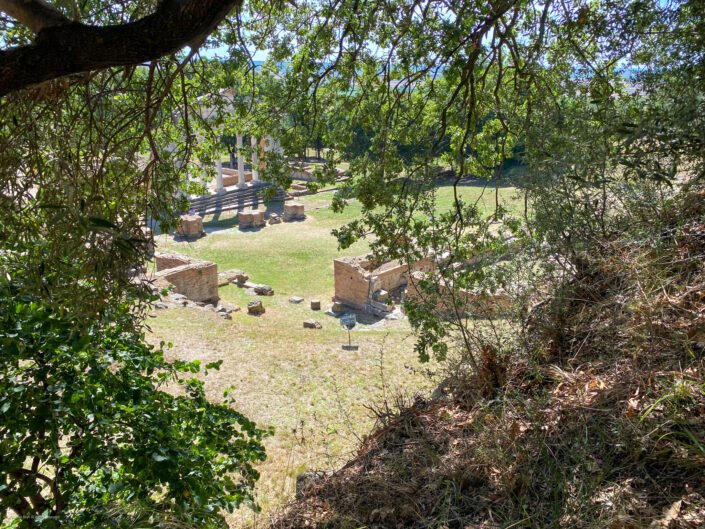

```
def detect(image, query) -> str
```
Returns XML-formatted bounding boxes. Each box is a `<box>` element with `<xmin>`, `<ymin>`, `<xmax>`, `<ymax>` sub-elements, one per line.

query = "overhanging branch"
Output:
<box><xmin>0</xmin><ymin>0</ymin><xmax>68</xmax><ymax>33</ymax></box>
<box><xmin>0</xmin><ymin>0</ymin><xmax>242</xmax><ymax>97</ymax></box>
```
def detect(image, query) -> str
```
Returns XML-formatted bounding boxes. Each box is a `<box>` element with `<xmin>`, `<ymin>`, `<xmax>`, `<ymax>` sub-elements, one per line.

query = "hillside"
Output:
<box><xmin>271</xmin><ymin>186</ymin><xmax>705</xmax><ymax>528</ymax></box>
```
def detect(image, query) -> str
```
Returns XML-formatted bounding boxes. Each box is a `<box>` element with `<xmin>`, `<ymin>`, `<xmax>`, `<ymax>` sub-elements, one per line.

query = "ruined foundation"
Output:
<box><xmin>154</xmin><ymin>252</ymin><xmax>219</xmax><ymax>304</ymax></box>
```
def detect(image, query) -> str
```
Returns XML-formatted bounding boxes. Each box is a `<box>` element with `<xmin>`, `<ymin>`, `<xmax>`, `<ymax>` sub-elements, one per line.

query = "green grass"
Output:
<box><xmin>149</xmin><ymin>186</ymin><xmax>521</xmax><ymax>526</ymax></box>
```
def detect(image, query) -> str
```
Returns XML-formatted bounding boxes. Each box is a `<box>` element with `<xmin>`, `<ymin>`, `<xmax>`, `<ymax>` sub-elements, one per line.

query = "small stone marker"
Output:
<box><xmin>247</xmin><ymin>300</ymin><xmax>265</xmax><ymax>315</ymax></box>
<box><xmin>254</xmin><ymin>284</ymin><xmax>274</xmax><ymax>296</ymax></box>
<box><xmin>268</xmin><ymin>213</ymin><xmax>282</xmax><ymax>225</ymax></box>
<box><xmin>331</xmin><ymin>301</ymin><xmax>344</xmax><ymax>313</ymax></box>
<box><xmin>221</xmin><ymin>269</ymin><xmax>249</xmax><ymax>284</ymax></box>
<box><xmin>289</xmin><ymin>296</ymin><xmax>304</xmax><ymax>304</ymax></box>
<box><xmin>303</xmin><ymin>320</ymin><xmax>322</xmax><ymax>329</ymax></box>
<box><xmin>310</xmin><ymin>299</ymin><xmax>321</xmax><ymax>310</ymax></box>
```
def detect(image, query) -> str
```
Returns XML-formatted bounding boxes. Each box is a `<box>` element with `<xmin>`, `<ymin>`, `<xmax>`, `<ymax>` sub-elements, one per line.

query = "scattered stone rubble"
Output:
<box><xmin>248</xmin><ymin>300</ymin><xmax>265</xmax><ymax>315</ymax></box>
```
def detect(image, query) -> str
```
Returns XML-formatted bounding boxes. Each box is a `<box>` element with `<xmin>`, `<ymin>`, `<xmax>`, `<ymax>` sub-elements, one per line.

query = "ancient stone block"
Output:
<box><xmin>176</xmin><ymin>214</ymin><xmax>204</xmax><ymax>239</ymax></box>
<box><xmin>283</xmin><ymin>202</ymin><xmax>305</xmax><ymax>221</ymax></box>
<box><xmin>221</xmin><ymin>269</ymin><xmax>249</xmax><ymax>284</ymax></box>
<box><xmin>238</xmin><ymin>209</ymin><xmax>265</xmax><ymax>229</ymax></box>
<box><xmin>247</xmin><ymin>300</ymin><xmax>265</xmax><ymax>315</ymax></box>
<box><xmin>331</xmin><ymin>301</ymin><xmax>344</xmax><ymax>313</ymax></box>
<box><xmin>268</xmin><ymin>213</ymin><xmax>282</xmax><ymax>225</ymax></box>
<box><xmin>303</xmin><ymin>320</ymin><xmax>322</xmax><ymax>329</ymax></box>
<box><xmin>310</xmin><ymin>299</ymin><xmax>321</xmax><ymax>310</ymax></box>
<box><xmin>254</xmin><ymin>284</ymin><xmax>274</xmax><ymax>296</ymax></box>
<box><xmin>289</xmin><ymin>296</ymin><xmax>304</xmax><ymax>304</ymax></box>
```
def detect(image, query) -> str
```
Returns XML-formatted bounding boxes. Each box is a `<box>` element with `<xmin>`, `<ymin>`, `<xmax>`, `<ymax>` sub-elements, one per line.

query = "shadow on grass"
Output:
<box><xmin>202</xmin><ymin>200</ymin><xmax>286</xmax><ymax>233</ymax></box>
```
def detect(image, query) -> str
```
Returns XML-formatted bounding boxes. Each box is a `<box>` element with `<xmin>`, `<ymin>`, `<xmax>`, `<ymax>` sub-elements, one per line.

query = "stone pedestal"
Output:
<box><xmin>238</xmin><ymin>209</ymin><xmax>266</xmax><ymax>229</ymax></box>
<box><xmin>176</xmin><ymin>215</ymin><xmax>204</xmax><ymax>239</ymax></box>
<box><xmin>283</xmin><ymin>202</ymin><xmax>306</xmax><ymax>221</ymax></box>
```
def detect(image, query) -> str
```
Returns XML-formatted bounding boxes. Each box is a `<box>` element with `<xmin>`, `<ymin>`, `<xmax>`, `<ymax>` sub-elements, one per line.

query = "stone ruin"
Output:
<box><xmin>333</xmin><ymin>255</ymin><xmax>433</xmax><ymax>315</ymax></box>
<box><xmin>283</xmin><ymin>202</ymin><xmax>306</xmax><ymax>221</ymax></box>
<box><xmin>333</xmin><ymin>252</ymin><xmax>512</xmax><ymax>317</ymax></box>
<box><xmin>406</xmin><ymin>270</ymin><xmax>512</xmax><ymax>316</ymax></box>
<box><xmin>154</xmin><ymin>252</ymin><xmax>219</xmax><ymax>304</ymax></box>
<box><xmin>176</xmin><ymin>214</ymin><xmax>205</xmax><ymax>239</ymax></box>
<box><xmin>238</xmin><ymin>209</ymin><xmax>266</xmax><ymax>229</ymax></box>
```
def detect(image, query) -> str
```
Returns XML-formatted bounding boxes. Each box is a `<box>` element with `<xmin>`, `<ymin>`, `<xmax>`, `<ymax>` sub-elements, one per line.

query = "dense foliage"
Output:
<box><xmin>1</xmin><ymin>0</ymin><xmax>704</xmax><ymax>526</ymax></box>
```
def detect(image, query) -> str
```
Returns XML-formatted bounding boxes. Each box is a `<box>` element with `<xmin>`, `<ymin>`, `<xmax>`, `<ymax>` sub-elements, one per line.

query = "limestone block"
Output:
<box><xmin>268</xmin><ymin>213</ymin><xmax>282</xmax><ymax>225</ymax></box>
<box><xmin>303</xmin><ymin>320</ymin><xmax>322</xmax><ymax>329</ymax></box>
<box><xmin>238</xmin><ymin>209</ymin><xmax>266</xmax><ymax>229</ymax></box>
<box><xmin>247</xmin><ymin>300</ymin><xmax>265</xmax><ymax>315</ymax></box>
<box><xmin>331</xmin><ymin>301</ymin><xmax>344</xmax><ymax>313</ymax></box>
<box><xmin>283</xmin><ymin>202</ymin><xmax>306</xmax><ymax>221</ymax></box>
<box><xmin>253</xmin><ymin>284</ymin><xmax>274</xmax><ymax>296</ymax></box>
<box><xmin>289</xmin><ymin>296</ymin><xmax>304</xmax><ymax>304</ymax></box>
<box><xmin>221</xmin><ymin>269</ymin><xmax>249</xmax><ymax>284</ymax></box>
<box><xmin>310</xmin><ymin>299</ymin><xmax>321</xmax><ymax>310</ymax></box>
<box><xmin>176</xmin><ymin>214</ymin><xmax>204</xmax><ymax>238</ymax></box>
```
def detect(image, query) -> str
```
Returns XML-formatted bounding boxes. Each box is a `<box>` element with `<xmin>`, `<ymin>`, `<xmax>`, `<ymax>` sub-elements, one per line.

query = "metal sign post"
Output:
<box><xmin>340</xmin><ymin>313</ymin><xmax>358</xmax><ymax>350</ymax></box>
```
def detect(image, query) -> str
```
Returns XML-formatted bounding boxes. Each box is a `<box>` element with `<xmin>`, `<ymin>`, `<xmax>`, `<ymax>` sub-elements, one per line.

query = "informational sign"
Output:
<box><xmin>341</xmin><ymin>313</ymin><xmax>358</xmax><ymax>350</ymax></box>
<box><xmin>341</xmin><ymin>313</ymin><xmax>357</xmax><ymax>330</ymax></box>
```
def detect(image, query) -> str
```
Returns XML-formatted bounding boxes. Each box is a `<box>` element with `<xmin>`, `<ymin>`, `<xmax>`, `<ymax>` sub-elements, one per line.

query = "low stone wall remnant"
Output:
<box><xmin>154</xmin><ymin>252</ymin><xmax>218</xmax><ymax>304</ymax></box>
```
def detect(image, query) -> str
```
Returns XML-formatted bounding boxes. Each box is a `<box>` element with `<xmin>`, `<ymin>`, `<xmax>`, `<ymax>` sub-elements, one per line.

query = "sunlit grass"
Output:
<box><xmin>148</xmin><ymin>186</ymin><xmax>522</xmax><ymax>526</ymax></box>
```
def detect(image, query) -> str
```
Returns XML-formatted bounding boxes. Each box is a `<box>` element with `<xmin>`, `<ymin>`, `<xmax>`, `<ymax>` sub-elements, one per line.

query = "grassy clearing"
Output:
<box><xmin>148</xmin><ymin>185</ymin><xmax>521</xmax><ymax>526</ymax></box>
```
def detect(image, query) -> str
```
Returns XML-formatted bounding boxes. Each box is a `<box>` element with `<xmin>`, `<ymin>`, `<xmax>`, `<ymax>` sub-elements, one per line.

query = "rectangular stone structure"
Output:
<box><xmin>238</xmin><ymin>209</ymin><xmax>266</xmax><ymax>229</ymax></box>
<box><xmin>283</xmin><ymin>202</ymin><xmax>305</xmax><ymax>221</ymax></box>
<box><xmin>176</xmin><ymin>214</ymin><xmax>204</xmax><ymax>238</ymax></box>
<box><xmin>154</xmin><ymin>252</ymin><xmax>218</xmax><ymax>303</ymax></box>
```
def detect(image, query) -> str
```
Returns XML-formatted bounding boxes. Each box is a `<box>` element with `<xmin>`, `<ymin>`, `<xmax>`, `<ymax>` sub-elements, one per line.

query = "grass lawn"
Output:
<box><xmin>148</xmin><ymin>183</ymin><xmax>521</xmax><ymax>526</ymax></box>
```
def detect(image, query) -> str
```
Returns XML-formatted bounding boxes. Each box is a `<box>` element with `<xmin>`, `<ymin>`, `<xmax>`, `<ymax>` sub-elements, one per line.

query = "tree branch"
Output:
<box><xmin>0</xmin><ymin>0</ymin><xmax>68</xmax><ymax>33</ymax></box>
<box><xmin>0</xmin><ymin>0</ymin><xmax>242</xmax><ymax>97</ymax></box>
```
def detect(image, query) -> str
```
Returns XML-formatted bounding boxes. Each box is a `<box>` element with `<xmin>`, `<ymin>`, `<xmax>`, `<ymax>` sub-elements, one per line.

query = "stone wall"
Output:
<box><xmin>154</xmin><ymin>252</ymin><xmax>218</xmax><ymax>303</ymax></box>
<box><xmin>407</xmin><ymin>271</ymin><xmax>512</xmax><ymax>316</ymax></box>
<box><xmin>333</xmin><ymin>257</ymin><xmax>373</xmax><ymax>310</ymax></box>
<box><xmin>371</xmin><ymin>259</ymin><xmax>409</xmax><ymax>293</ymax></box>
<box><xmin>155</xmin><ymin>253</ymin><xmax>191</xmax><ymax>271</ymax></box>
